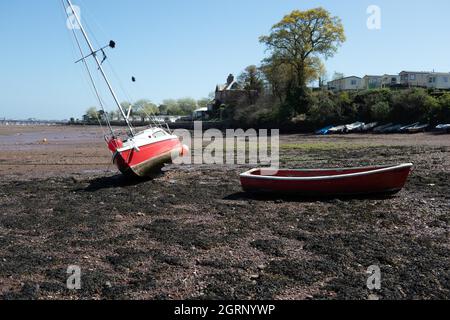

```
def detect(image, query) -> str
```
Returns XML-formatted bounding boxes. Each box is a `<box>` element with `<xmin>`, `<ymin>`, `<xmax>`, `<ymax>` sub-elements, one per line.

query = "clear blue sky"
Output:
<box><xmin>1</xmin><ymin>0</ymin><xmax>449</xmax><ymax>120</ymax></box>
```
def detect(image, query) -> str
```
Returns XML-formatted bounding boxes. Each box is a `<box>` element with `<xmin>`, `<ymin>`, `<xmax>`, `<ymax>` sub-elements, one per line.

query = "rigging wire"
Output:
<box><xmin>64</xmin><ymin>0</ymin><xmax>165</xmax><ymax>134</ymax></box>
<box><xmin>75</xmin><ymin>0</ymin><xmax>164</xmax><ymax>130</ymax></box>
<box><xmin>65</xmin><ymin>0</ymin><xmax>136</xmax><ymax>136</ymax></box>
<box><xmin>74</xmin><ymin>1</ymin><xmax>145</xmax><ymax>130</ymax></box>
<box><xmin>60</xmin><ymin>0</ymin><xmax>114</xmax><ymax>138</ymax></box>
<box><xmin>59</xmin><ymin>0</ymin><xmax>109</xmax><ymax>137</ymax></box>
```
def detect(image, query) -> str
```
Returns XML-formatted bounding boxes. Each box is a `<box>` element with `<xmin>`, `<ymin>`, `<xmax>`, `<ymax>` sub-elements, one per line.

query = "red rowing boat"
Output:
<box><xmin>240</xmin><ymin>164</ymin><xmax>413</xmax><ymax>196</ymax></box>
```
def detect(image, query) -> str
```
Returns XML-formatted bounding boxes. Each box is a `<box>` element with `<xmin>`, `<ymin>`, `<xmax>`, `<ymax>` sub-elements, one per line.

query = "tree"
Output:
<box><xmin>260</xmin><ymin>8</ymin><xmax>346</xmax><ymax>116</ymax></box>
<box><xmin>435</xmin><ymin>93</ymin><xmax>450</xmax><ymax>123</ymax></box>
<box><xmin>371</xmin><ymin>101</ymin><xmax>391</xmax><ymax>122</ymax></box>
<box><xmin>197</xmin><ymin>98</ymin><xmax>211</xmax><ymax>109</ymax></box>
<box><xmin>238</xmin><ymin>65</ymin><xmax>264</xmax><ymax>92</ymax></box>
<box><xmin>391</xmin><ymin>89</ymin><xmax>436</xmax><ymax>123</ymax></box>
<box><xmin>315</xmin><ymin>60</ymin><xmax>328</xmax><ymax>88</ymax></box>
<box><xmin>260</xmin><ymin>60</ymin><xmax>295</xmax><ymax>104</ymax></box>
<box><xmin>307</xmin><ymin>91</ymin><xmax>341</xmax><ymax>125</ymax></box>
<box><xmin>108</xmin><ymin>110</ymin><xmax>120</xmax><ymax>121</ymax></box>
<box><xmin>158</xmin><ymin>104</ymin><xmax>168</xmax><ymax>115</ymax></box>
<box><xmin>237</xmin><ymin>65</ymin><xmax>264</xmax><ymax>105</ymax></box>
<box><xmin>133</xmin><ymin>99</ymin><xmax>158</xmax><ymax>122</ymax></box>
<box><xmin>162</xmin><ymin>99</ymin><xmax>182</xmax><ymax>115</ymax></box>
<box><xmin>85</xmin><ymin>107</ymin><xmax>98</xmax><ymax>120</ymax></box>
<box><xmin>177</xmin><ymin>98</ymin><xmax>198</xmax><ymax>115</ymax></box>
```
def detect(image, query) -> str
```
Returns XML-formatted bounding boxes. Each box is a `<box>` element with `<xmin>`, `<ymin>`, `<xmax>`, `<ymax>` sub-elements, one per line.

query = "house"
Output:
<box><xmin>399</xmin><ymin>71</ymin><xmax>450</xmax><ymax>89</ymax></box>
<box><xmin>192</xmin><ymin>107</ymin><xmax>209</xmax><ymax>120</ymax></box>
<box><xmin>363</xmin><ymin>75</ymin><xmax>383</xmax><ymax>89</ymax></box>
<box><xmin>427</xmin><ymin>73</ymin><xmax>450</xmax><ymax>89</ymax></box>
<box><xmin>215</xmin><ymin>74</ymin><xmax>258</xmax><ymax>105</ymax></box>
<box><xmin>327</xmin><ymin>76</ymin><xmax>363</xmax><ymax>92</ymax></box>
<box><xmin>381</xmin><ymin>74</ymin><xmax>400</xmax><ymax>87</ymax></box>
<box><xmin>215</xmin><ymin>74</ymin><xmax>244</xmax><ymax>103</ymax></box>
<box><xmin>399</xmin><ymin>71</ymin><xmax>431</xmax><ymax>88</ymax></box>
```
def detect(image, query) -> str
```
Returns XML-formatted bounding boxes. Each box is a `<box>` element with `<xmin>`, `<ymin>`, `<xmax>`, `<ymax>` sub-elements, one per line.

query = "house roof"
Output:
<box><xmin>194</xmin><ymin>107</ymin><xmax>208</xmax><ymax>113</ymax></box>
<box><xmin>399</xmin><ymin>71</ymin><xmax>431</xmax><ymax>74</ymax></box>
<box><xmin>216</xmin><ymin>80</ymin><xmax>241</xmax><ymax>92</ymax></box>
<box><xmin>328</xmin><ymin>76</ymin><xmax>361</xmax><ymax>82</ymax></box>
<box><xmin>428</xmin><ymin>72</ymin><xmax>450</xmax><ymax>76</ymax></box>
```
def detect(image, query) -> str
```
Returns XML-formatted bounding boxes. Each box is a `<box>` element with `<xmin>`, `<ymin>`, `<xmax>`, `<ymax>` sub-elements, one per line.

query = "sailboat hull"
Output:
<box><xmin>113</xmin><ymin>137</ymin><xmax>186</xmax><ymax>177</ymax></box>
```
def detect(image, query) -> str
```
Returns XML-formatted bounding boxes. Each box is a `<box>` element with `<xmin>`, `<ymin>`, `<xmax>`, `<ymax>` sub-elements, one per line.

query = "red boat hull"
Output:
<box><xmin>240</xmin><ymin>164</ymin><xmax>413</xmax><ymax>196</ymax></box>
<box><xmin>113</xmin><ymin>138</ymin><xmax>185</xmax><ymax>177</ymax></box>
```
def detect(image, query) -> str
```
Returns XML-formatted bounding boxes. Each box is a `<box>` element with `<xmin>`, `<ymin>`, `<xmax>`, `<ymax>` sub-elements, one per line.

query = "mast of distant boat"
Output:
<box><xmin>65</xmin><ymin>0</ymin><xmax>134</xmax><ymax>137</ymax></box>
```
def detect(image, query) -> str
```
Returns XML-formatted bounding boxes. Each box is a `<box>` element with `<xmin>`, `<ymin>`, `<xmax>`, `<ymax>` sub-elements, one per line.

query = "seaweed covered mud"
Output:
<box><xmin>0</xmin><ymin>125</ymin><xmax>448</xmax><ymax>300</ymax></box>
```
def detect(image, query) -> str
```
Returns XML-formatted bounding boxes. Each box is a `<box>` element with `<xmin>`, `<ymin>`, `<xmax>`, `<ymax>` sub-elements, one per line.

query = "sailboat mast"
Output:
<box><xmin>65</xmin><ymin>0</ymin><xmax>134</xmax><ymax>137</ymax></box>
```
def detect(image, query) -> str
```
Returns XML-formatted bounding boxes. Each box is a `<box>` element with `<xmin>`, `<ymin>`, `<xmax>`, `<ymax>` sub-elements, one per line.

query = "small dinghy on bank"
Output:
<box><xmin>240</xmin><ymin>164</ymin><xmax>413</xmax><ymax>197</ymax></box>
<box><xmin>435</xmin><ymin>124</ymin><xmax>450</xmax><ymax>134</ymax></box>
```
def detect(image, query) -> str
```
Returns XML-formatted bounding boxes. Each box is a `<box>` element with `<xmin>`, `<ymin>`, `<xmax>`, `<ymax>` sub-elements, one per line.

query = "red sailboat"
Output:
<box><xmin>64</xmin><ymin>0</ymin><xmax>188</xmax><ymax>177</ymax></box>
<box><xmin>107</xmin><ymin>128</ymin><xmax>188</xmax><ymax>177</ymax></box>
<box><xmin>240</xmin><ymin>164</ymin><xmax>413</xmax><ymax>196</ymax></box>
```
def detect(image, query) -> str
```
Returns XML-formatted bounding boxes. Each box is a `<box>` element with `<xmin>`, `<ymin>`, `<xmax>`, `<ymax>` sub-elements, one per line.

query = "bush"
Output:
<box><xmin>337</xmin><ymin>91</ymin><xmax>358</xmax><ymax>122</ymax></box>
<box><xmin>371</xmin><ymin>101</ymin><xmax>391</xmax><ymax>122</ymax></box>
<box><xmin>352</xmin><ymin>89</ymin><xmax>392</xmax><ymax>122</ymax></box>
<box><xmin>230</xmin><ymin>86</ymin><xmax>450</xmax><ymax>129</ymax></box>
<box><xmin>433</xmin><ymin>93</ymin><xmax>450</xmax><ymax>124</ymax></box>
<box><xmin>233</xmin><ymin>95</ymin><xmax>280</xmax><ymax>127</ymax></box>
<box><xmin>307</xmin><ymin>91</ymin><xmax>342</xmax><ymax>126</ymax></box>
<box><xmin>391</xmin><ymin>88</ymin><xmax>436</xmax><ymax>123</ymax></box>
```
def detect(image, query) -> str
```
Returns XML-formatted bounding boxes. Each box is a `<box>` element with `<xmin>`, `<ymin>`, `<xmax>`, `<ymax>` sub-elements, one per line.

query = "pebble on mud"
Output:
<box><xmin>257</xmin><ymin>264</ymin><xmax>267</xmax><ymax>270</ymax></box>
<box><xmin>71</xmin><ymin>177</ymin><xmax>81</xmax><ymax>184</ymax></box>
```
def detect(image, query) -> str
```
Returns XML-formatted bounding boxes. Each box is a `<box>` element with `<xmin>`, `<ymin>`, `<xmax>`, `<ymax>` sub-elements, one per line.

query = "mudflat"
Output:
<box><xmin>0</xmin><ymin>125</ymin><xmax>449</xmax><ymax>299</ymax></box>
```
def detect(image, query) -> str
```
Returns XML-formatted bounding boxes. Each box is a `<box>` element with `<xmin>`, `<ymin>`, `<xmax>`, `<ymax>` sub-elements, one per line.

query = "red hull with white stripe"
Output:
<box><xmin>240</xmin><ymin>164</ymin><xmax>413</xmax><ymax>196</ymax></box>
<box><xmin>107</xmin><ymin>128</ymin><xmax>188</xmax><ymax>177</ymax></box>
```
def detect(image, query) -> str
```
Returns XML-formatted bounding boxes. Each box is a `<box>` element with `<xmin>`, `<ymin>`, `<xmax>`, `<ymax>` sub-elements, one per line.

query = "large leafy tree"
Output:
<box><xmin>238</xmin><ymin>65</ymin><xmax>264</xmax><ymax>93</ymax></box>
<box><xmin>260</xmin><ymin>60</ymin><xmax>294</xmax><ymax>104</ymax></box>
<box><xmin>161</xmin><ymin>99</ymin><xmax>181</xmax><ymax>115</ymax></box>
<box><xmin>197</xmin><ymin>98</ymin><xmax>211</xmax><ymax>109</ymax></box>
<box><xmin>177</xmin><ymin>98</ymin><xmax>198</xmax><ymax>114</ymax></box>
<box><xmin>85</xmin><ymin>107</ymin><xmax>99</xmax><ymax>120</ymax></box>
<box><xmin>133</xmin><ymin>99</ymin><xmax>158</xmax><ymax>121</ymax></box>
<box><xmin>260</xmin><ymin>8</ymin><xmax>345</xmax><ymax>116</ymax></box>
<box><xmin>237</xmin><ymin>65</ymin><xmax>265</xmax><ymax>105</ymax></box>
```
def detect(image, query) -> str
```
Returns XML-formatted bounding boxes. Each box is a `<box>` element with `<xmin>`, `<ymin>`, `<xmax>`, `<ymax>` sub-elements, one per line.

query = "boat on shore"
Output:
<box><xmin>381</xmin><ymin>124</ymin><xmax>403</xmax><ymax>134</ymax></box>
<box><xmin>344</xmin><ymin>122</ymin><xmax>365</xmax><ymax>133</ymax></box>
<box><xmin>373</xmin><ymin>123</ymin><xmax>393</xmax><ymax>134</ymax></box>
<box><xmin>435</xmin><ymin>124</ymin><xmax>450</xmax><ymax>134</ymax></box>
<box><xmin>399</xmin><ymin>122</ymin><xmax>419</xmax><ymax>133</ymax></box>
<box><xmin>108</xmin><ymin>128</ymin><xmax>188</xmax><ymax>177</ymax></box>
<box><xmin>361</xmin><ymin>122</ymin><xmax>378</xmax><ymax>132</ymax></box>
<box><xmin>406</xmin><ymin>123</ymin><xmax>429</xmax><ymax>134</ymax></box>
<box><xmin>240</xmin><ymin>164</ymin><xmax>413</xmax><ymax>197</ymax></box>
<box><xmin>63</xmin><ymin>0</ymin><xmax>188</xmax><ymax>177</ymax></box>
<box><xmin>315</xmin><ymin>125</ymin><xmax>335</xmax><ymax>135</ymax></box>
<box><xmin>328</xmin><ymin>125</ymin><xmax>346</xmax><ymax>134</ymax></box>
